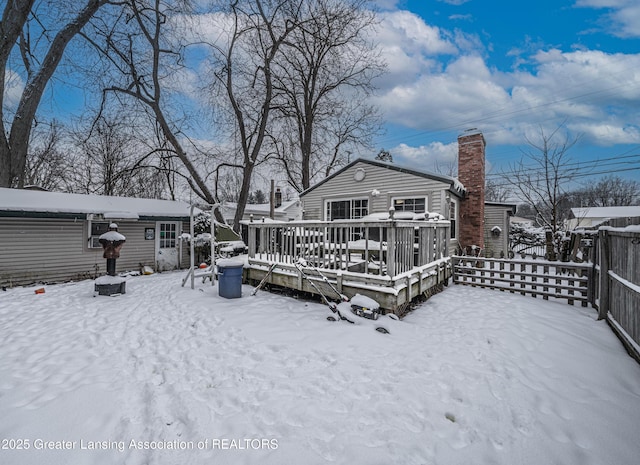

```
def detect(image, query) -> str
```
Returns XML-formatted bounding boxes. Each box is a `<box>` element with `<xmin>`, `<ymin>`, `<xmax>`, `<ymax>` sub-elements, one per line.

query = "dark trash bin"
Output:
<box><xmin>218</xmin><ymin>259</ymin><xmax>244</xmax><ymax>298</ymax></box>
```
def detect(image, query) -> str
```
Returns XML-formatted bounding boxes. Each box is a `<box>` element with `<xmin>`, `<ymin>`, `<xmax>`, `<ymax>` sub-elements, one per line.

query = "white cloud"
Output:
<box><xmin>568</xmin><ymin>122</ymin><xmax>640</xmax><ymax>145</ymax></box>
<box><xmin>170</xmin><ymin>11</ymin><xmax>233</xmax><ymax>46</ymax></box>
<box><xmin>390</xmin><ymin>141</ymin><xmax>459</xmax><ymax>174</ymax></box>
<box><xmin>575</xmin><ymin>0</ymin><xmax>640</xmax><ymax>38</ymax></box>
<box><xmin>374</xmin><ymin>10</ymin><xmax>458</xmax><ymax>90</ymax></box>
<box><xmin>3</xmin><ymin>70</ymin><xmax>24</xmax><ymax>109</ymax></box>
<box><xmin>374</xmin><ymin>21</ymin><xmax>640</xmax><ymax>147</ymax></box>
<box><xmin>372</xmin><ymin>0</ymin><xmax>401</xmax><ymax>10</ymax></box>
<box><xmin>449</xmin><ymin>14</ymin><xmax>473</xmax><ymax>21</ymax></box>
<box><xmin>375</xmin><ymin>54</ymin><xmax>510</xmax><ymax>130</ymax></box>
<box><xmin>438</xmin><ymin>0</ymin><xmax>472</xmax><ymax>5</ymax></box>
<box><xmin>173</xmin><ymin>4</ymin><xmax>640</xmax><ymax>154</ymax></box>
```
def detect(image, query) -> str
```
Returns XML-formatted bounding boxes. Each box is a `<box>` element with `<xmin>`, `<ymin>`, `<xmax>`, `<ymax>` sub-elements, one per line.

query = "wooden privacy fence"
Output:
<box><xmin>452</xmin><ymin>256</ymin><xmax>591</xmax><ymax>307</ymax></box>
<box><xmin>591</xmin><ymin>219</ymin><xmax>640</xmax><ymax>361</ymax></box>
<box><xmin>454</xmin><ymin>216</ymin><xmax>640</xmax><ymax>362</ymax></box>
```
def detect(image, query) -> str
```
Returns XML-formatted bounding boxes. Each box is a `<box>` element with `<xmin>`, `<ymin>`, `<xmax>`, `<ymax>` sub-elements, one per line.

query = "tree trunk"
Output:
<box><xmin>0</xmin><ymin>0</ymin><xmax>106</xmax><ymax>187</ymax></box>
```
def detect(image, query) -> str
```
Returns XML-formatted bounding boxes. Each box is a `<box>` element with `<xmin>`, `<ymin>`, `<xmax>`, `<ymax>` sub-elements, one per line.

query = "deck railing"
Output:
<box><xmin>246</xmin><ymin>218</ymin><xmax>450</xmax><ymax>278</ymax></box>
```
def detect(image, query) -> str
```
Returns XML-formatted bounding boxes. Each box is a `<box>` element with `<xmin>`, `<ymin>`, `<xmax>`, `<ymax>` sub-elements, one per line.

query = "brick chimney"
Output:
<box><xmin>457</xmin><ymin>129</ymin><xmax>485</xmax><ymax>255</ymax></box>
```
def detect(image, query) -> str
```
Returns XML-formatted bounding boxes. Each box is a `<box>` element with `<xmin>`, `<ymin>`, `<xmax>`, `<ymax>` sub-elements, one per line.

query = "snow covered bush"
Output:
<box><xmin>509</xmin><ymin>221</ymin><xmax>546</xmax><ymax>255</ymax></box>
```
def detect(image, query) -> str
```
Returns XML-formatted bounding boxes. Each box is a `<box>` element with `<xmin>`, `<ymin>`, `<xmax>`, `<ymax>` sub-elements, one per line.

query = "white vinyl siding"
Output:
<box><xmin>484</xmin><ymin>204</ymin><xmax>511</xmax><ymax>257</ymax></box>
<box><xmin>0</xmin><ymin>217</ymin><xmax>187</xmax><ymax>286</ymax></box>
<box><xmin>300</xmin><ymin>161</ymin><xmax>465</xmax><ymax>254</ymax></box>
<box><xmin>302</xmin><ymin>161</ymin><xmax>454</xmax><ymax>220</ymax></box>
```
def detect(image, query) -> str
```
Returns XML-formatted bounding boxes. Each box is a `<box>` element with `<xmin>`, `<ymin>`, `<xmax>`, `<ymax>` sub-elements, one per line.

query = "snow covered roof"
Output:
<box><xmin>223</xmin><ymin>199</ymin><xmax>299</xmax><ymax>215</ymax></box>
<box><xmin>300</xmin><ymin>158</ymin><xmax>466</xmax><ymax>197</ymax></box>
<box><xmin>485</xmin><ymin>201</ymin><xmax>517</xmax><ymax>214</ymax></box>
<box><xmin>570</xmin><ymin>206</ymin><xmax>640</xmax><ymax>219</ymax></box>
<box><xmin>223</xmin><ymin>199</ymin><xmax>302</xmax><ymax>222</ymax></box>
<box><xmin>0</xmin><ymin>188</ymin><xmax>191</xmax><ymax>219</ymax></box>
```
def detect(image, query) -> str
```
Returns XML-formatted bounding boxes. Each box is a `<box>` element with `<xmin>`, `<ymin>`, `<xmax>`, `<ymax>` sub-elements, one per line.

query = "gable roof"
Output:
<box><xmin>300</xmin><ymin>158</ymin><xmax>466</xmax><ymax>197</ymax></box>
<box><xmin>485</xmin><ymin>201</ymin><xmax>517</xmax><ymax>214</ymax></box>
<box><xmin>0</xmin><ymin>188</ymin><xmax>191</xmax><ymax>220</ymax></box>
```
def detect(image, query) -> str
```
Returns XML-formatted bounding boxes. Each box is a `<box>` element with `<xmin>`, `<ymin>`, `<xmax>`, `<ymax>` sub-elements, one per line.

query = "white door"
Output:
<box><xmin>156</xmin><ymin>222</ymin><xmax>180</xmax><ymax>271</ymax></box>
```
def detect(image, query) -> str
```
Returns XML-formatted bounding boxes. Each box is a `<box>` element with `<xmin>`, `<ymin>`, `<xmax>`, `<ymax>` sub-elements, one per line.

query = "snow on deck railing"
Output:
<box><xmin>246</xmin><ymin>219</ymin><xmax>450</xmax><ymax>278</ymax></box>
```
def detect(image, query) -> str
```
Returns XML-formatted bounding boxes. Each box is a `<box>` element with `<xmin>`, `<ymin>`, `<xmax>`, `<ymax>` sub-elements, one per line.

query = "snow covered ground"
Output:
<box><xmin>1</xmin><ymin>271</ymin><xmax>639</xmax><ymax>465</ymax></box>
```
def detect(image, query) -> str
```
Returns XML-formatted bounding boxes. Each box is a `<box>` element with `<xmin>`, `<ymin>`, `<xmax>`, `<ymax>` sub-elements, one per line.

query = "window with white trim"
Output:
<box><xmin>158</xmin><ymin>222</ymin><xmax>177</xmax><ymax>248</ymax></box>
<box><xmin>325</xmin><ymin>198</ymin><xmax>369</xmax><ymax>220</ymax></box>
<box><xmin>392</xmin><ymin>197</ymin><xmax>427</xmax><ymax>213</ymax></box>
<box><xmin>325</xmin><ymin>198</ymin><xmax>369</xmax><ymax>241</ymax></box>
<box><xmin>88</xmin><ymin>222</ymin><xmax>109</xmax><ymax>248</ymax></box>
<box><xmin>449</xmin><ymin>199</ymin><xmax>458</xmax><ymax>239</ymax></box>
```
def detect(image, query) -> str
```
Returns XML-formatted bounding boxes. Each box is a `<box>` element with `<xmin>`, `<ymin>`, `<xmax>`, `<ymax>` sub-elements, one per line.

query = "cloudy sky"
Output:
<box><xmin>11</xmin><ymin>0</ymin><xmax>640</xmax><ymax>191</ymax></box>
<box><xmin>369</xmin><ymin>0</ymin><xmax>640</xmax><ymax>186</ymax></box>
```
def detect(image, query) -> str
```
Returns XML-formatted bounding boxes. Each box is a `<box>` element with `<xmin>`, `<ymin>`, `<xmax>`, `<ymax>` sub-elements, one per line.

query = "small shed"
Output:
<box><xmin>0</xmin><ymin>188</ymin><xmax>191</xmax><ymax>286</ymax></box>
<box><xmin>484</xmin><ymin>202</ymin><xmax>517</xmax><ymax>257</ymax></box>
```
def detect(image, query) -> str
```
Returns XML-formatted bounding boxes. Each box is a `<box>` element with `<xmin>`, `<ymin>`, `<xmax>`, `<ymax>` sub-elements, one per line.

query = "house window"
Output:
<box><xmin>325</xmin><ymin>198</ymin><xmax>369</xmax><ymax>220</ymax></box>
<box><xmin>159</xmin><ymin>222</ymin><xmax>177</xmax><ymax>248</ymax></box>
<box><xmin>89</xmin><ymin>222</ymin><xmax>110</xmax><ymax>248</ymax></box>
<box><xmin>449</xmin><ymin>200</ymin><xmax>457</xmax><ymax>239</ymax></box>
<box><xmin>325</xmin><ymin>198</ymin><xmax>369</xmax><ymax>241</ymax></box>
<box><xmin>352</xmin><ymin>199</ymin><xmax>368</xmax><ymax>218</ymax></box>
<box><xmin>392</xmin><ymin>197</ymin><xmax>426</xmax><ymax>213</ymax></box>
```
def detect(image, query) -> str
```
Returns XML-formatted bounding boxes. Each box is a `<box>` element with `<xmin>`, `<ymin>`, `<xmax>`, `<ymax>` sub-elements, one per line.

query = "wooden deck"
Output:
<box><xmin>243</xmin><ymin>218</ymin><xmax>452</xmax><ymax>314</ymax></box>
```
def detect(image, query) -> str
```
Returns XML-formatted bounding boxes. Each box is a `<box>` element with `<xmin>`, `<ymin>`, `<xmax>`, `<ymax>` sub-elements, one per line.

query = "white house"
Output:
<box><xmin>299</xmin><ymin>130</ymin><xmax>516</xmax><ymax>257</ymax></box>
<box><xmin>0</xmin><ymin>188</ymin><xmax>192</xmax><ymax>286</ymax></box>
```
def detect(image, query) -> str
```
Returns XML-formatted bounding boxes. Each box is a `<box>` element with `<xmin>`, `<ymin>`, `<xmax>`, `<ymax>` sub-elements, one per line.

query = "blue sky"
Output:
<box><xmin>7</xmin><ymin>0</ymin><xmax>640</xmax><ymax>193</ymax></box>
<box><xmin>369</xmin><ymin>0</ymin><xmax>640</xmax><ymax>188</ymax></box>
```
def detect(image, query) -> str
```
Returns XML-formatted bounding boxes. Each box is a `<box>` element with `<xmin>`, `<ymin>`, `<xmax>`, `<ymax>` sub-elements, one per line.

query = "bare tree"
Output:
<box><xmin>434</xmin><ymin>157</ymin><xmax>457</xmax><ymax>178</ymax></box>
<box><xmin>375</xmin><ymin>148</ymin><xmax>393</xmax><ymax>163</ymax></box>
<box><xmin>81</xmin><ymin>0</ymin><xmax>230</xmax><ymax>222</ymax></box>
<box><xmin>23</xmin><ymin>120</ymin><xmax>73</xmax><ymax>191</ymax></box>
<box><xmin>70</xmin><ymin>115</ymin><xmax>174</xmax><ymax>197</ymax></box>
<box><xmin>485</xmin><ymin>178</ymin><xmax>511</xmax><ymax>203</ymax></box>
<box><xmin>270</xmin><ymin>0</ymin><xmax>383</xmax><ymax>192</ymax></box>
<box><xmin>207</xmin><ymin>0</ymin><xmax>302</xmax><ymax>230</ymax></box>
<box><xmin>501</xmin><ymin>125</ymin><xmax>581</xmax><ymax>257</ymax></box>
<box><xmin>0</xmin><ymin>0</ymin><xmax>109</xmax><ymax>187</ymax></box>
<box><xmin>574</xmin><ymin>175</ymin><xmax>639</xmax><ymax>207</ymax></box>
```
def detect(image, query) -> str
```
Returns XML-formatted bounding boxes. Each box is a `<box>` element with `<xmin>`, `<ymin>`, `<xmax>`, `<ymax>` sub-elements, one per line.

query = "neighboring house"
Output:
<box><xmin>511</xmin><ymin>216</ymin><xmax>535</xmax><ymax>227</ymax></box>
<box><xmin>299</xmin><ymin>129</ymin><xmax>516</xmax><ymax>256</ymax></box>
<box><xmin>222</xmin><ymin>197</ymin><xmax>302</xmax><ymax>223</ymax></box>
<box><xmin>568</xmin><ymin>206</ymin><xmax>640</xmax><ymax>230</ymax></box>
<box><xmin>484</xmin><ymin>202</ymin><xmax>517</xmax><ymax>257</ymax></box>
<box><xmin>223</xmin><ymin>197</ymin><xmax>303</xmax><ymax>244</ymax></box>
<box><xmin>0</xmin><ymin>188</ymin><xmax>191</xmax><ymax>286</ymax></box>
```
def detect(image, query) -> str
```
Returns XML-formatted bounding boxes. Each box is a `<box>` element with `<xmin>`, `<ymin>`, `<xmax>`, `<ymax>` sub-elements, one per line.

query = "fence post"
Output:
<box><xmin>387</xmin><ymin>222</ymin><xmax>397</xmax><ymax>277</ymax></box>
<box><xmin>587</xmin><ymin>234</ymin><xmax>598</xmax><ymax>306</ymax></box>
<box><xmin>451</xmin><ymin>256</ymin><xmax>458</xmax><ymax>283</ymax></box>
<box><xmin>598</xmin><ymin>229</ymin><xmax>609</xmax><ymax>320</ymax></box>
<box><xmin>248</xmin><ymin>224</ymin><xmax>256</xmax><ymax>257</ymax></box>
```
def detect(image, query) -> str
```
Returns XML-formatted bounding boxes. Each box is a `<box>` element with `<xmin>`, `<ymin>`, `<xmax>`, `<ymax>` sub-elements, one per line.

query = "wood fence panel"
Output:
<box><xmin>597</xmin><ymin>225</ymin><xmax>640</xmax><ymax>359</ymax></box>
<box><xmin>452</xmin><ymin>256</ymin><xmax>591</xmax><ymax>306</ymax></box>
